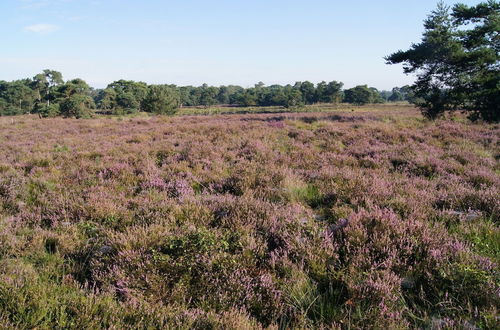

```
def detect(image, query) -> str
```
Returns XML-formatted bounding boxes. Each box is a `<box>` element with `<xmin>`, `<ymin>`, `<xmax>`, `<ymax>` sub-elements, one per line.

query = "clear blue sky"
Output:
<box><xmin>0</xmin><ymin>0</ymin><xmax>480</xmax><ymax>90</ymax></box>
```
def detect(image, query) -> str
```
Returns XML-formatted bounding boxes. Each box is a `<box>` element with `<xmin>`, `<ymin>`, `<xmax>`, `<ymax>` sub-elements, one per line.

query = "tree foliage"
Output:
<box><xmin>0</xmin><ymin>70</ymin><xmax>415</xmax><ymax>118</ymax></box>
<box><xmin>101</xmin><ymin>80</ymin><xmax>149</xmax><ymax>113</ymax></box>
<box><xmin>143</xmin><ymin>85</ymin><xmax>181</xmax><ymax>115</ymax></box>
<box><xmin>31</xmin><ymin>69</ymin><xmax>63</xmax><ymax>105</ymax></box>
<box><xmin>344</xmin><ymin>85</ymin><xmax>384</xmax><ymax>105</ymax></box>
<box><xmin>59</xmin><ymin>94</ymin><xmax>95</xmax><ymax>118</ymax></box>
<box><xmin>35</xmin><ymin>103</ymin><xmax>60</xmax><ymax>118</ymax></box>
<box><xmin>386</xmin><ymin>1</ymin><xmax>500</xmax><ymax>121</ymax></box>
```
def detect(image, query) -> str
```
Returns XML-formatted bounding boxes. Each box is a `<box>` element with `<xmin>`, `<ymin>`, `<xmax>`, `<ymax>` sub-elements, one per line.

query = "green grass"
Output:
<box><xmin>175</xmin><ymin>102</ymin><xmax>415</xmax><ymax>116</ymax></box>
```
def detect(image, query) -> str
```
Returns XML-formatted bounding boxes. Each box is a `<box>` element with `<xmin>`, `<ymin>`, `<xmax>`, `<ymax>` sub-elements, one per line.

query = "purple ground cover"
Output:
<box><xmin>0</xmin><ymin>106</ymin><xmax>498</xmax><ymax>328</ymax></box>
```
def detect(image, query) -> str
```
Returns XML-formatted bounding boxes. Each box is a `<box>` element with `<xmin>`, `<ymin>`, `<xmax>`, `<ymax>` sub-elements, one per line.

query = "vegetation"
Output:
<box><xmin>343</xmin><ymin>85</ymin><xmax>385</xmax><ymax>105</ymax></box>
<box><xmin>0</xmin><ymin>71</ymin><xmax>413</xmax><ymax>118</ymax></box>
<box><xmin>1</xmin><ymin>2</ymin><xmax>497</xmax><ymax>122</ymax></box>
<box><xmin>0</xmin><ymin>105</ymin><xmax>498</xmax><ymax>328</ymax></box>
<box><xmin>387</xmin><ymin>1</ymin><xmax>499</xmax><ymax>122</ymax></box>
<box><xmin>142</xmin><ymin>85</ymin><xmax>181</xmax><ymax>115</ymax></box>
<box><xmin>0</xmin><ymin>1</ymin><xmax>498</xmax><ymax>328</ymax></box>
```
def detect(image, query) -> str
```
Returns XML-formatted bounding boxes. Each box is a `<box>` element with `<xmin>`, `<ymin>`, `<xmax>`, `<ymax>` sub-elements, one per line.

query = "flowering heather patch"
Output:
<box><xmin>0</xmin><ymin>106</ymin><xmax>498</xmax><ymax>328</ymax></box>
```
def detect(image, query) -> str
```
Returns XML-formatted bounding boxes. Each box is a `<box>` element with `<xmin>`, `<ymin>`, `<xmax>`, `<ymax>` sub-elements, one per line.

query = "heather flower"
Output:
<box><xmin>166</xmin><ymin>179</ymin><xmax>194</xmax><ymax>200</ymax></box>
<box><xmin>0</xmin><ymin>107</ymin><xmax>498</xmax><ymax>329</ymax></box>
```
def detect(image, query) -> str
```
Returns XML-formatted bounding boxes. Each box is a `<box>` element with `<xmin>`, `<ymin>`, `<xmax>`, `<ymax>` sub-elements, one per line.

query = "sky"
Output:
<box><xmin>0</xmin><ymin>0</ymin><xmax>481</xmax><ymax>90</ymax></box>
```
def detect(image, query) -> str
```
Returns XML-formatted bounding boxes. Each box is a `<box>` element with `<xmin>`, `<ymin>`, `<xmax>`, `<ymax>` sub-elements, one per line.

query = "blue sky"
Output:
<box><xmin>0</xmin><ymin>0</ymin><xmax>480</xmax><ymax>89</ymax></box>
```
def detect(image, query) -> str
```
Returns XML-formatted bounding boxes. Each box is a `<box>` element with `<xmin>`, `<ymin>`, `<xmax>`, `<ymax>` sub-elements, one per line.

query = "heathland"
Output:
<box><xmin>0</xmin><ymin>104</ymin><xmax>498</xmax><ymax>328</ymax></box>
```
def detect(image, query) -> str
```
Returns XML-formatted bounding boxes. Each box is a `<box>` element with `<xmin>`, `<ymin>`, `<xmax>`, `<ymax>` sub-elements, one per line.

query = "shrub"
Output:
<box><xmin>143</xmin><ymin>85</ymin><xmax>180</xmax><ymax>115</ymax></box>
<box><xmin>60</xmin><ymin>94</ymin><xmax>95</xmax><ymax>118</ymax></box>
<box><xmin>35</xmin><ymin>103</ymin><xmax>60</xmax><ymax>118</ymax></box>
<box><xmin>0</xmin><ymin>106</ymin><xmax>497</xmax><ymax>328</ymax></box>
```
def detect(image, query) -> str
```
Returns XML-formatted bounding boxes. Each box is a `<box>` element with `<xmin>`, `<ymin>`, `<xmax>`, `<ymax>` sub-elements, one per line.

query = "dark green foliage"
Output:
<box><xmin>0</xmin><ymin>79</ymin><xmax>37</xmax><ymax>114</ymax></box>
<box><xmin>100</xmin><ymin>80</ymin><xmax>149</xmax><ymax>113</ymax></box>
<box><xmin>57</xmin><ymin>78</ymin><xmax>92</xmax><ymax>98</ymax></box>
<box><xmin>388</xmin><ymin>86</ymin><xmax>415</xmax><ymax>102</ymax></box>
<box><xmin>31</xmin><ymin>69</ymin><xmax>64</xmax><ymax>106</ymax></box>
<box><xmin>317</xmin><ymin>81</ymin><xmax>344</xmax><ymax>103</ymax></box>
<box><xmin>295</xmin><ymin>81</ymin><xmax>317</xmax><ymax>104</ymax></box>
<box><xmin>235</xmin><ymin>88</ymin><xmax>258</xmax><ymax>106</ymax></box>
<box><xmin>55</xmin><ymin>78</ymin><xmax>95</xmax><ymax>118</ymax></box>
<box><xmin>35</xmin><ymin>103</ymin><xmax>60</xmax><ymax>118</ymax></box>
<box><xmin>59</xmin><ymin>94</ymin><xmax>95</xmax><ymax>118</ymax></box>
<box><xmin>95</xmin><ymin>88</ymin><xmax>118</xmax><ymax>113</ymax></box>
<box><xmin>0</xmin><ymin>69</ymin><xmax>402</xmax><ymax>117</ymax></box>
<box><xmin>199</xmin><ymin>84</ymin><xmax>219</xmax><ymax>107</ymax></box>
<box><xmin>386</xmin><ymin>1</ymin><xmax>500</xmax><ymax>121</ymax></box>
<box><xmin>0</xmin><ymin>98</ymin><xmax>6</xmax><ymax>115</ymax></box>
<box><xmin>143</xmin><ymin>85</ymin><xmax>180</xmax><ymax>115</ymax></box>
<box><xmin>0</xmin><ymin>70</ymin><xmax>99</xmax><ymax>118</ymax></box>
<box><xmin>0</xmin><ymin>70</ymin><xmax>431</xmax><ymax>118</ymax></box>
<box><xmin>176</xmin><ymin>80</ymin><xmax>346</xmax><ymax>108</ymax></box>
<box><xmin>283</xmin><ymin>85</ymin><xmax>304</xmax><ymax>108</ymax></box>
<box><xmin>344</xmin><ymin>85</ymin><xmax>384</xmax><ymax>105</ymax></box>
<box><xmin>178</xmin><ymin>86</ymin><xmax>200</xmax><ymax>106</ymax></box>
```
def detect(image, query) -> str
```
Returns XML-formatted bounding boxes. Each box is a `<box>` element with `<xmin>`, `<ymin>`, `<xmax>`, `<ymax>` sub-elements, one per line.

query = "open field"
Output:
<box><xmin>175</xmin><ymin>102</ymin><xmax>414</xmax><ymax>116</ymax></box>
<box><xmin>0</xmin><ymin>105</ymin><xmax>498</xmax><ymax>328</ymax></box>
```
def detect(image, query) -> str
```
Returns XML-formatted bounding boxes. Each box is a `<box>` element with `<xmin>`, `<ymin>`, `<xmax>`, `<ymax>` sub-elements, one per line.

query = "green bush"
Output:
<box><xmin>60</xmin><ymin>95</ymin><xmax>95</xmax><ymax>118</ymax></box>
<box><xmin>35</xmin><ymin>103</ymin><xmax>60</xmax><ymax>118</ymax></box>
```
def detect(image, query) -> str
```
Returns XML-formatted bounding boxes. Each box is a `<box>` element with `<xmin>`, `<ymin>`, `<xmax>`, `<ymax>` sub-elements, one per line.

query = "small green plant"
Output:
<box><xmin>53</xmin><ymin>144</ymin><xmax>70</xmax><ymax>152</ymax></box>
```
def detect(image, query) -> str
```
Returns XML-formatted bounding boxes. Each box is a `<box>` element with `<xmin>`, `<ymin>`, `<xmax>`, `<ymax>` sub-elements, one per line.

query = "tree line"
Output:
<box><xmin>0</xmin><ymin>71</ymin><xmax>413</xmax><ymax>118</ymax></box>
<box><xmin>1</xmin><ymin>2</ymin><xmax>496</xmax><ymax>121</ymax></box>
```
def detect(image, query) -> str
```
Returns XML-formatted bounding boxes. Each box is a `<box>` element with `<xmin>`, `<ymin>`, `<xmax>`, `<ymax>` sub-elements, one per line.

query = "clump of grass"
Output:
<box><xmin>283</xmin><ymin>177</ymin><xmax>323</xmax><ymax>207</ymax></box>
<box><xmin>53</xmin><ymin>144</ymin><xmax>70</xmax><ymax>152</ymax></box>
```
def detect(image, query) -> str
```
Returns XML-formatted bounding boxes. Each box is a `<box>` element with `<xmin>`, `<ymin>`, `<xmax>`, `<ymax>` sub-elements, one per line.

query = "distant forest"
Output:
<box><xmin>0</xmin><ymin>70</ymin><xmax>413</xmax><ymax>118</ymax></box>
